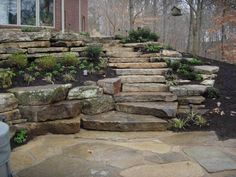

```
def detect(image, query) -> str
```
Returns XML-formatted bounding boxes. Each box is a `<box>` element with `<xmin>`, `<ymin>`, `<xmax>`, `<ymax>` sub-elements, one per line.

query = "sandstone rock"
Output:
<box><xmin>51</xmin><ymin>41</ymin><xmax>85</xmax><ymax>47</ymax></box>
<box><xmin>109</xmin><ymin>57</ymin><xmax>149</xmax><ymax>63</ymax></box>
<box><xmin>0</xmin><ymin>31</ymin><xmax>51</xmax><ymax>43</ymax></box>
<box><xmin>15</xmin><ymin>116</ymin><xmax>81</xmax><ymax>135</ymax></box>
<box><xmin>107</xmin><ymin>51</ymin><xmax>141</xmax><ymax>58</ymax></box>
<box><xmin>201</xmin><ymin>80</ymin><xmax>215</xmax><ymax>87</ymax></box>
<box><xmin>9</xmin><ymin>84</ymin><xmax>72</xmax><ymax>106</ymax></box>
<box><xmin>115</xmin><ymin>92</ymin><xmax>177</xmax><ymax>102</ymax></box>
<box><xmin>80</xmin><ymin>95</ymin><xmax>115</xmax><ymax>115</ymax></box>
<box><xmin>97</xmin><ymin>78</ymin><xmax>121</xmax><ymax>95</ymax></box>
<box><xmin>67</xmin><ymin>86</ymin><xmax>103</xmax><ymax>100</ymax></box>
<box><xmin>27</xmin><ymin>52</ymin><xmax>79</xmax><ymax>59</ymax></box>
<box><xmin>201</xmin><ymin>74</ymin><xmax>217</xmax><ymax>80</ymax></box>
<box><xmin>83</xmin><ymin>81</ymin><xmax>97</xmax><ymax>86</ymax></box>
<box><xmin>115</xmin><ymin>68</ymin><xmax>169</xmax><ymax>76</ymax></box>
<box><xmin>0</xmin><ymin>93</ymin><xmax>18</xmax><ymax>113</ymax></box>
<box><xmin>51</xmin><ymin>32</ymin><xmax>87</xmax><ymax>41</ymax></box>
<box><xmin>119</xmin><ymin>75</ymin><xmax>165</xmax><ymax>83</ymax></box>
<box><xmin>194</xmin><ymin>65</ymin><xmax>219</xmax><ymax>74</ymax></box>
<box><xmin>170</xmin><ymin>85</ymin><xmax>208</xmax><ymax>96</ymax></box>
<box><xmin>116</xmin><ymin>102</ymin><xmax>178</xmax><ymax>118</ymax></box>
<box><xmin>178</xmin><ymin>96</ymin><xmax>205</xmax><ymax>105</ymax></box>
<box><xmin>0</xmin><ymin>48</ymin><xmax>27</xmax><ymax>54</ymax></box>
<box><xmin>123</xmin><ymin>42</ymin><xmax>160</xmax><ymax>48</ymax></box>
<box><xmin>82</xmin><ymin>111</ymin><xmax>168</xmax><ymax>131</ymax></box>
<box><xmin>109</xmin><ymin>62</ymin><xmax>167</xmax><ymax>69</ymax></box>
<box><xmin>28</xmin><ymin>47</ymin><xmax>68</xmax><ymax>54</ymax></box>
<box><xmin>162</xmin><ymin>50</ymin><xmax>182</xmax><ymax>57</ymax></box>
<box><xmin>0</xmin><ymin>109</ymin><xmax>21</xmax><ymax>122</ymax></box>
<box><xmin>19</xmin><ymin>100</ymin><xmax>81</xmax><ymax>122</ymax></box>
<box><xmin>123</xmin><ymin>83</ymin><xmax>169</xmax><ymax>92</ymax></box>
<box><xmin>0</xmin><ymin>54</ymin><xmax>11</xmax><ymax>60</ymax></box>
<box><xmin>70</xmin><ymin>47</ymin><xmax>87</xmax><ymax>52</ymax></box>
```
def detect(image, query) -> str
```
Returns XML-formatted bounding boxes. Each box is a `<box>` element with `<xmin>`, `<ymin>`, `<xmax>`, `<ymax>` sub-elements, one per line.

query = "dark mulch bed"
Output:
<box><xmin>183</xmin><ymin>57</ymin><xmax>236</xmax><ymax>140</ymax></box>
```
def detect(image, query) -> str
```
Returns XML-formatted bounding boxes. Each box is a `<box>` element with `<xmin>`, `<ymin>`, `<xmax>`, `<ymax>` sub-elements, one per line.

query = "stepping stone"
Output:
<box><xmin>97</xmin><ymin>78</ymin><xmax>121</xmax><ymax>95</ymax></box>
<box><xmin>109</xmin><ymin>57</ymin><xmax>149</xmax><ymax>63</ymax></box>
<box><xmin>115</xmin><ymin>68</ymin><xmax>170</xmax><ymax>75</ymax></box>
<box><xmin>119</xmin><ymin>75</ymin><xmax>165</xmax><ymax>83</ymax></box>
<box><xmin>115</xmin><ymin>92</ymin><xmax>177</xmax><ymax>102</ymax></box>
<box><xmin>107</xmin><ymin>51</ymin><xmax>141</xmax><ymax>58</ymax></box>
<box><xmin>109</xmin><ymin>62</ymin><xmax>167</xmax><ymax>69</ymax></box>
<box><xmin>162</xmin><ymin>50</ymin><xmax>183</xmax><ymax>57</ymax></box>
<box><xmin>170</xmin><ymin>85</ymin><xmax>208</xmax><ymax>96</ymax></box>
<box><xmin>81</xmin><ymin>111</ymin><xmax>168</xmax><ymax>131</ymax></box>
<box><xmin>116</xmin><ymin>102</ymin><xmax>178</xmax><ymax>118</ymax></box>
<box><xmin>104</xmin><ymin>47</ymin><xmax>133</xmax><ymax>52</ymax></box>
<box><xmin>178</xmin><ymin>96</ymin><xmax>205</xmax><ymax>105</ymax></box>
<box><xmin>184</xmin><ymin>147</ymin><xmax>236</xmax><ymax>173</ymax></box>
<box><xmin>194</xmin><ymin>65</ymin><xmax>219</xmax><ymax>74</ymax></box>
<box><xmin>123</xmin><ymin>83</ymin><xmax>169</xmax><ymax>92</ymax></box>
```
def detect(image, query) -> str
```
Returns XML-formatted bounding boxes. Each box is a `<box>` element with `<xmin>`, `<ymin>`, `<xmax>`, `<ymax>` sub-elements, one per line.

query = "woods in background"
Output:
<box><xmin>88</xmin><ymin>0</ymin><xmax>236</xmax><ymax>62</ymax></box>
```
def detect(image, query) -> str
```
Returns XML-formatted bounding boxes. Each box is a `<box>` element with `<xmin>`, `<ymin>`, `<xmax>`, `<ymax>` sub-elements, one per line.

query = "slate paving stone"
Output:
<box><xmin>184</xmin><ymin>146</ymin><xmax>236</xmax><ymax>173</ymax></box>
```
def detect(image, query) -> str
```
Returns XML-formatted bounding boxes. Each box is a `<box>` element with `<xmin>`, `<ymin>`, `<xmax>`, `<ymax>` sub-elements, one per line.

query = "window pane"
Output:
<box><xmin>40</xmin><ymin>0</ymin><xmax>54</xmax><ymax>26</ymax></box>
<box><xmin>0</xmin><ymin>0</ymin><xmax>17</xmax><ymax>25</ymax></box>
<box><xmin>21</xmin><ymin>0</ymin><xmax>36</xmax><ymax>26</ymax></box>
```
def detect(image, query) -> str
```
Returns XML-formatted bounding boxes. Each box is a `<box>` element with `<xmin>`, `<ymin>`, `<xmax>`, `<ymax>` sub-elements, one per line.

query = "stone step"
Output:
<box><xmin>81</xmin><ymin>111</ymin><xmax>168</xmax><ymax>131</ymax></box>
<box><xmin>107</xmin><ymin>51</ymin><xmax>141</xmax><ymax>58</ymax></box>
<box><xmin>116</xmin><ymin>102</ymin><xmax>178</xmax><ymax>118</ymax></box>
<box><xmin>104</xmin><ymin>47</ymin><xmax>134</xmax><ymax>52</ymax></box>
<box><xmin>119</xmin><ymin>75</ymin><xmax>166</xmax><ymax>83</ymax></box>
<box><xmin>109</xmin><ymin>58</ymin><xmax>150</xmax><ymax>63</ymax></box>
<box><xmin>115</xmin><ymin>68</ymin><xmax>170</xmax><ymax>76</ymax></box>
<box><xmin>114</xmin><ymin>92</ymin><xmax>177</xmax><ymax>102</ymax></box>
<box><xmin>109</xmin><ymin>62</ymin><xmax>167</xmax><ymax>69</ymax></box>
<box><xmin>123</xmin><ymin>83</ymin><xmax>169</xmax><ymax>92</ymax></box>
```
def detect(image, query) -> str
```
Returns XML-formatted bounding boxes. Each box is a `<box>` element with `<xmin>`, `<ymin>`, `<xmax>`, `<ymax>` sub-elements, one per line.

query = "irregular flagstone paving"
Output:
<box><xmin>11</xmin><ymin>130</ymin><xmax>236</xmax><ymax>177</ymax></box>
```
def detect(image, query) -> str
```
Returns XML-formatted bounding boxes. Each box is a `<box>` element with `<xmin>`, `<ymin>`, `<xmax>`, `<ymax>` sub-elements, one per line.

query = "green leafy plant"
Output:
<box><xmin>188</xmin><ymin>58</ymin><xmax>203</xmax><ymax>65</ymax></box>
<box><xmin>60</xmin><ymin>53</ymin><xmax>79</xmax><ymax>66</ymax></box>
<box><xmin>194</xmin><ymin>115</ymin><xmax>207</xmax><ymax>127</ymax></box>
<box><xmin>0</xmin><ymin>69</ymin><xmax>15</xmax><ymax>88</ymax></box>
<box><xmin>63</xmin><ymin>73</ymin><xmax>76</xmax><ymax>82</ymax></box>
<box><xmin>43</xmin><ymin>73</ymin><xmax>54</xmax><ymax>84</ymax></box>
<box><xmin>24</xmin><ymin>73</ymin><xmax>35</xmax><ymax>85</ymax></box>
<box><xmin>205</xmin><ymin>87</ymin><xmax>220</xmax><ymax>99</ymax></box>
<box><xmin>171</xmin><ymin>118</ymin><xmax>187</xmax><ymax>130</ymax></box>
<box><xmin>35</xmin><ymin>56</ymin><xmax>56</xmax><ymax>71</ymax></box>
<box><xmin>144</xmin><ymin>44</ymin><xmax>163</xmax><ymax>53</ymax></box>
<box><xmin>122</xmin><ymin>27</ymin><xmax>159</xmax><ymax>43</ymax></box>
<box><xmin>97</xmin><ymin>58</ymin><xmax>108</xmax><ymax>70</ymax></box>
<box><xmin>80</xmin><ymin>32</ymin><xmax>90</xmax><ymax>37</ymax></box>
<box><xmin>13</xmin><ymin>129</ymin><xmax>27</xmax><ymax>145</ymax></box>
<box><xmin>9</xmin><ymin>53</ymin><xmax>28</xmax><ymax>68</ymax></box>
<box><xmin>86</xmin><ymin>44</ymin><xmax>103</xmax><ymax>62</ymax></box>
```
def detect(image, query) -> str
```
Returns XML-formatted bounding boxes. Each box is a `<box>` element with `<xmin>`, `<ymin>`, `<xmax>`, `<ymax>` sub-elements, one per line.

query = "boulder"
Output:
<box><xmin>0</xmin><ymin>109</ymin><xmax>21</xmax><ymax>122</ymax></box>
<box><xmin>194</xmin><ymin>65</ymin><xmax>219</xmax><ymax>74</ymax></box>
<box><xmin>170</xmin><ymin>85</ymin><xmax>208</xmax><ymax>96</ymax></box>
<box><xmin>97</xmin><ymin>78</ymin><xmax>121</xmax><ymax>95</ymax></box>
<box><xmin>9</xmin><ymin>84</ymin><xmax>72</xmax><ymax>106</ymax></box>
<box><xmin>162</xmin><ymin>50</ymin><xmax>182</xmax><ymax>57</ymax></box>
<box><xmin>67</xmin><ymin>86</ymin><xmax>103</xmax><ymax>100</ymax></box>
<box><xmin>15</xmin><ymin>116</ymin><xmax>81</xmax><ymax>135</ymax></box>
<box><xmin>178</xmin><ymin>96</ymin><xmax>205</xmax><ymax>105</ymax></box>
<box><xmin>19</xmin><ymin>100</ymin><xmax>82</xmax><ymax>122</ymax></box>
<box><xmin>80</xmin><ymin>95</ymin><xmax>115</xmax><ymax>115</ymax></box>
<box><xmin>0</xmin><ymin>93</ymin><xmax>18</xmax><ymax>113</ymax></box>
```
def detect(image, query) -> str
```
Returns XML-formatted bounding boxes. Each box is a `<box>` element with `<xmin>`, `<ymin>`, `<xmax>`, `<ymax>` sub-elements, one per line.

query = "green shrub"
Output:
<box><xmin>21</xmin><ymin>27</ymin><xmax>41</xmax><ymax>32</ymax></box>
<box><xmin>80</xmin><ymin>32</ymin><xmax>90</xmax><ymax>37</ymax></box>
<box><xmin>124</xmin><ymin>27</ymin><xmax>159</xmax><ymax>43</ymax></box>
<box><xmin>13</xmin><ymin>129</ymin><xmax>27</xmax><ymax>144</ymax></box>
<box><xmin>9</xmin><ymin>53</ymin><xmax>28</xmax><ymax>68</ymax></box>
<box><xmin>23</xmin><ymin>73</ymin><xmax>35</xmax><ymax>85</ymax></box>
<box><xmin>60</xmin><ymin>53</ymin><xmax>79</xmax><ymax>66</ymax></box>
<box><xmin>144</xmin><ymin>44</ymin><xmax>163</xmax><ymax>53</ymax></box>
<box><xmin>0</xmin><ymin>69</ymin><xmax>15</xmax><ymax>89</ymax></box>
<box><xmin>205</xmin><ymin>87</ymin><xmax>220</xmax><ymax>99</ymax></box>
<box><xmin>188</xmin><ymin>58</ymin><xmax>203</xmax><ymax>65</ymax></box>
<box><xmin>35</xmin><ymin>56</ymin><xmax>56</xmax><ymax>71</ymax></box>
<box><xmin>86</xmin><ymin>44</ymin><xmax>103</xmax><ymax>62</ymax></box>
<box><xmin>170</xmin><ymin>61</ymin><xmax>181</xmax><ymax>72</ymax></box>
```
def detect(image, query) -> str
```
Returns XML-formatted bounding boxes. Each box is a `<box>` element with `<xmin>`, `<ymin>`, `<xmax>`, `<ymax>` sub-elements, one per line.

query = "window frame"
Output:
<box><xmin>0</xmin><ymin>0</ymin><xmax>55</xmax><ymax>28</ymax></box>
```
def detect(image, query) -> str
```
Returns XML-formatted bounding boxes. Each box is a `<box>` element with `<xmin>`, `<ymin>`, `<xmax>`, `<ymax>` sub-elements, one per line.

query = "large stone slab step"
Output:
<box><xmin>116</xmin><ymin>102</ymin><xmax>178</xmax><ymax>118</ymax></box>
<box><xmin>123</xmin><ymin>83</ymin><xmax>169</xmax><ymax>92</ymax></box>
<box><xmin>119</xmin><ymin>75</ymin><xmax>165</xmax><ymax>83</ymax></box>
<box><xmin>109</xmin><ymin>57</ymin><xmax>150</xmax><ymax>63</ymax></box>
<box><xmin>107</xmin><ymin>51</ymin><xmax>141</xmax><ymax>58</ymax></box>
<box><xmin>109</xmin><ymin>62</ymin><xmax>167</xmax><ymax>69</ymax></box>
<box><xmin>115</xmin><ymin>68</ymin><xmax>170</xmax><ymax>76</ymax></box>
<box><xmin>104</xmin><ymin>47</ymin><xmax>134</xmax><ymax>52</ymax></box>
<box><xmin>81</xmin><ymin>111</ymin><xmax>168</xmax><ymax>131</ymax></box>
<box><xmin>115</xmin><ymin>92</ymin><xmax>177</xmax><ymax>102</ymax></box>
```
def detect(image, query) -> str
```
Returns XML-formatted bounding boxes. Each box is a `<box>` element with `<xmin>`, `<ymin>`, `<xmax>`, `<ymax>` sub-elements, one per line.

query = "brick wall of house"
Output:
<box><xmin>81</xmin><ymin>0</ymin><xmax>88</xmax><ymax>32</ymax></box>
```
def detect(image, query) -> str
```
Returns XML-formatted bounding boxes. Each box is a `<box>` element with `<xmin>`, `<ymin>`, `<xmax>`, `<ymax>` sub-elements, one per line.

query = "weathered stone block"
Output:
<box><xmin>80</xmin><ymin>95</ymin><xmax>115</xmax><ymax>115</ymax></box>
<box><xmin>19</xmin><ymin>100</ymin><xmax>82</xmax><ymax>122</ymax></box>
<box><xmin>67</xmin><ymin>86</ymin><xmax>103</xmax><ymax>100</ymax></box>
<box><xmin>194</xmin><ymin>65</ymin><xmax>219</xmax><ymax>74</ymax></box>
<box><xmin>170</xmin><ymin>85</ymin><xmax>207</xmax><ymax>96</ymax></box>
<box><xmin>162</xmin><ymin>50</ymin><xmax>182</xmax><ymax>57</ymax></box>
<box><xmin>70</xmin><ymin>47</ymin><xmax>87</xmax><ymax>52</ymax></box>
<box><xmin>51</xmin><ymin>41</ymin><xmax>85</xmax><ymax>47</ymax></box>
<box><xmin>178</xmin><ymin>96</ymin><xmax>205</xmax><ymax>105</ymax></box>
<box><xmin>0</xmin><ymin>93</ymin><xmax>18</xmax><ymax>113</ymax></box>
<box><xmin>201</xmin><ymin>80</ymin><xmax>215</xmax><ymax>87</ymax></box>
<box><xmin>27</xmin><ymin>52</ymin><xmax>79</xmax><ymax>59</ymax></box>
<box><xmin>97</xmin><ymin>78</ymin><xmax>121</xmax><ymax>95</ymax></box>
<box><xmin>9</xmin><ymin>84</ymin><xmax>72</xmax><ymax>106</ymax></box>
<box><xmin>0</xmin><ymin>109</ymin><xmax>21</xmax><ymax>122</ymax></box>
<box><xmin>28</xmin><ymin>47</ymin><xmax>69</xmax><ymax>54</ymax></box>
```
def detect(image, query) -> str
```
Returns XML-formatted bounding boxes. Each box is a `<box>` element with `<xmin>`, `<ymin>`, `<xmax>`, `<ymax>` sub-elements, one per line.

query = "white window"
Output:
<box><xmin>0</xmin><ymin>0</ymin><xmax>54</xmax><ymax>27</ymax></box>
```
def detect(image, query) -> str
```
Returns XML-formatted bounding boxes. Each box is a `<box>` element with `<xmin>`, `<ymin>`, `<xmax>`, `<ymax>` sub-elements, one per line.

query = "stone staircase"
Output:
<box><xmin>82</xmin><ymin>44</ymin><xmax>179</xmax><ymax>132</ymax></box>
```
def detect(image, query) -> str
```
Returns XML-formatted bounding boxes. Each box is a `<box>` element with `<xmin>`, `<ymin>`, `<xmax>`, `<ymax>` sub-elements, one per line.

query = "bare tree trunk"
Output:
<box><xmin>162</xmin><ymin>0</ymin><xmax>167</xmax><ymax>43</ymax></box>
<box><xmin>129</xmin><ymin>0</ymin><xmax>134</xmax><ymax>30</ymax></box>
<box><xmin>187</xmin><ymin>0</ymin><xmax>194</xmax><ymax>52</ymax></box>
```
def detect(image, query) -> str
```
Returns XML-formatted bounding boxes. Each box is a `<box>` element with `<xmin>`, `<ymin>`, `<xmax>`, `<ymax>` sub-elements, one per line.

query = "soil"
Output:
<box><xmin>183</xmin><ymin>57</ymin><xmax>236</xmax><ymax>140</ymax></box>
